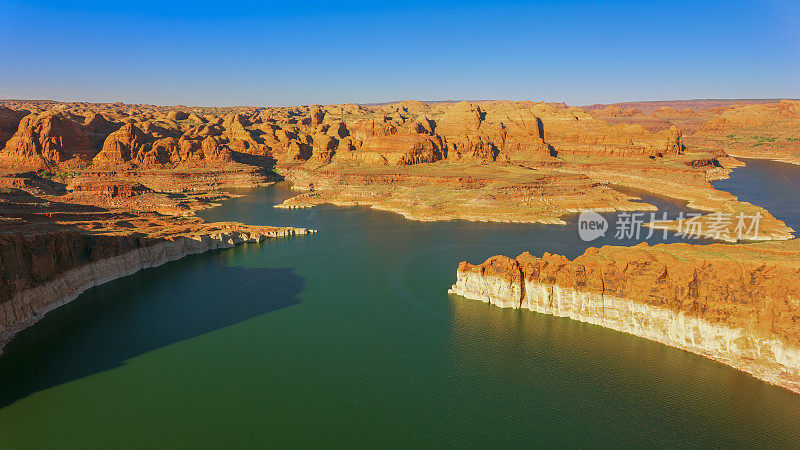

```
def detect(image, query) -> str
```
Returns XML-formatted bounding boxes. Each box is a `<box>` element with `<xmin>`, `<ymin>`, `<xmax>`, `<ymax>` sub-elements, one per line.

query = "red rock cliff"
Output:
<box><xmin>449</xmin><ymin>241</ymin><xmax>800</xmax><ymax>394</ymax></box>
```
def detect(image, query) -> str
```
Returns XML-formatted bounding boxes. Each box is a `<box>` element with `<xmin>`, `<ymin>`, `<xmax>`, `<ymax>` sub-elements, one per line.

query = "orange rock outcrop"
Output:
<box><xmin>0</xmin><ymin>98</ymin><xmax>794</xmax><ymax>238</ymax></box>
<box><xmin>0</xmin><ymin>97</ymin><xmax>798</xmax><ymax>395</ymax></box>
<box><xmin>581</xmin><ymin>99</ymin><xmax>800</xmax><ymax>165</ymax></box>
<box><xmin>3</xmin><ymin>111</ymin><xmax>93</xmax><ymax>169</ymax></box>
<box><xmin>0</xmin><ymin>99</ymin><xmax>689</xmax><ymax>173</ymax></box>
<box><xmin>450</xmin><ymin>240</ymin><xmax>800</xmax><ymax>393</ymax></box>
<box><xmin>0</xmin><ymin>170</ymin><xmax>313</xmax><ymax>350</ymax></box>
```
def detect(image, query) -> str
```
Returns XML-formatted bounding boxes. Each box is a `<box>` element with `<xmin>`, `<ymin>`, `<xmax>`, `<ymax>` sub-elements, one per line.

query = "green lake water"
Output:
<box><xmin>0</xmin><ymin>160</ymin><xmax>799</xmax><ymax>447</ymax></box>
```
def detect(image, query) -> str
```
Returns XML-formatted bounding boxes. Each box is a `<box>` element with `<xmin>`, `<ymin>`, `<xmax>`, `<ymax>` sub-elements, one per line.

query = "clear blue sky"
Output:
<box><xmin>1</xmin><ymin>0</ymin><xmax>798</xmax><ymax>106</ymax></box>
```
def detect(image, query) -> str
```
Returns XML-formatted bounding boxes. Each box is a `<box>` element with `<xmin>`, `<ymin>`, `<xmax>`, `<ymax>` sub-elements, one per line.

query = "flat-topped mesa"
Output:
<box><xmin>336</xmin><ymin>117</ymin><xmax>444</xmax><ymax>165</ymax></box>
<box><xmin>582</xmin><ymin>99</ymin><xmax>787</xmax><ymax>115</ymax></box>
<box><xmin>273</xmin><ymin>164</ymin><xmax>656</xmax><ymax>224</ymax></box>
<box><xmin>68</xmin><ymin>179</ymin><xmax>153</xmax><ymax>199</ymax></box>
<box><xmin>686</xmin><ymin>100</ymin><xmax>800</xmax><ymax>165</ymax></box>
<box><xmin>699</xmin><ymin>99</ymin><xmax>800</xmax><ymax>132</ymax></box>
<box><xmin>587</xmin><ymin>105</ymin><xmax>644</xmax><ymax>118</ymax></box>
<box><xmin>330</xmin><ymin>100</ymin><xmax>681</xmax><ymax>164</ymax></box>
<box><xmin>527</xmin><ymin>102</ymin><xmax>685</xmax><ymax>158</ymax></box>
<box><xmin>449</xmin><ymin>241</ymin><xmax>800</xmax><ymax>394</ymax></box>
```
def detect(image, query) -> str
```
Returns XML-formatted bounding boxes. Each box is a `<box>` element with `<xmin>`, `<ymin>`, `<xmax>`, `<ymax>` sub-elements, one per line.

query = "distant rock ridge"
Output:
<box><xmin>582</xmin><ymin>99</ymin><xmax>792</xmax><ymax>115</ymax></box>
<box><xmin>0</xmin><ymin>99</ymin><xmax>691</xmax><ymax>173</ymax></box>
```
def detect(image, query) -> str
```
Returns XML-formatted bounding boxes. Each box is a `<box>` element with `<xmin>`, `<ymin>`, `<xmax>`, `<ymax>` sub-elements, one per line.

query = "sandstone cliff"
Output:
<box><xmin>582</xmin><ymin>99</ymin><xmax>787</xmax><ymax>115</ymax></box>
<box><xmin>0</xmin><ymin>99</ymin><xmax>690</xmax><ymax>173</ymax></box>
<box><xmin>2</xmin><ymin>111</ymin><xmax>93</xmax><ymax>169</ymax></box>
<box><xmin>0</xmin><ymin>169</ymin><xmax>311</xmax><ymax>352</ymax></box>
<box><xmin>0</xmin><ymin>107</ymin><xmax>28</xmax><ymax>148</ymax></box>
<box><xmin>449</xmin><ymin>241</ymin><xmax>800</xmax><ymax>394</ymax></box>
<box><xmin>0</xmin><ymin>225</ymin><xmax>312</xmax><ymax>351</ymax></box>
<box><xmin>699</xmin><ymin>100</ymin><xmax>800</xmax><ymax>132</ymax></box>
<box><xmin>691</xmin><ymin>100</ymin><xmax>800</xmax><ymax>165</ymax></box>
<box><xmin>580</xmin><ymin>99</ymin><xmax>800</xmax><ymax>166</ymax></box>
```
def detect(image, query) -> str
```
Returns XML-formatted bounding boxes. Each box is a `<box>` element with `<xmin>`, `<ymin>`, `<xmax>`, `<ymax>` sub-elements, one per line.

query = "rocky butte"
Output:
<box><xmin>0</xmin><ymin>98</ymin><xmax>798</xmax><ymax>395</ymax></box>
<box><xmin>0</xmin><ymin>101</ymin><xmax>322</xmax><ymax>350</ymax></box>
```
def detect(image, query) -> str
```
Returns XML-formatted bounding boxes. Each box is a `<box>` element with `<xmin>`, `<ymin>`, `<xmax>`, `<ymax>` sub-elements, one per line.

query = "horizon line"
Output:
<box><xmin>0</xmin><ymin>97</ymin><xmax>797</xmax><ymax>110</ymax></box>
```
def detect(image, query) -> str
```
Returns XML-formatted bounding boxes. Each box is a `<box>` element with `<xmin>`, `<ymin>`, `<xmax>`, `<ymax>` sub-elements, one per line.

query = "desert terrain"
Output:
<box><xmin>0</xmin><ymin>97</ymin><xmax>799</xmax><ymax>392</ymax></box>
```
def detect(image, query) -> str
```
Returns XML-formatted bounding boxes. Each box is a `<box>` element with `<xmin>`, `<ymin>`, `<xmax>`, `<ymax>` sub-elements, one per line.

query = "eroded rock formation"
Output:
<box><xmin>0</xmin><ymin>225</ymin><xmax>312</xmax><ymax>350</ymax></box>
<box><xmin>0</xmin><ymin>96</ymin><xmax>797</xmax><ymax>361</ymax></box>
<box><xmin>449</xmin><ymin>241</ymin><xmax>800</xmax><ymax>393</ymax></box>
<box><xmin>3</xmin><ymin>111</ymin><xmax>93</xmax><ymax>168</ymax></box>
<box><xmin>0</xmin><ymin>99</ymin><xmax>691</xmax><ymax>173</ymax></box>
<box><xmin>0</xmin><ymin>169</ymin><xmax>314</xmax><ymax>350</ymax></box>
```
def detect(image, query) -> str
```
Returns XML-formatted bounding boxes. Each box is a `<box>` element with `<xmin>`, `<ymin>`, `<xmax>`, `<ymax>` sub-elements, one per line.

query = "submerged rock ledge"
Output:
<box><xmin>0</xmin><ymin>226</ymin><xmax>314</xmax><ymax>352</ymax></box>
<box><xmin>449</xmin><ymin>242</ymin><xmax>800</xmax><ymax>394</ymax></box>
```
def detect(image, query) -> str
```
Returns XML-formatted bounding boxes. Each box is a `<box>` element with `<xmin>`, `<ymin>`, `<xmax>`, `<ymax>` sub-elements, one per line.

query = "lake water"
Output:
<box><xmin>712</xmin><ymin>158</ymin><xmax>800</xmax><ymax>233</ymax></box>
<box><xmin>0</xmin><ymin>160</ymin><xmax>798</xmax><ymax>447</ymax></box>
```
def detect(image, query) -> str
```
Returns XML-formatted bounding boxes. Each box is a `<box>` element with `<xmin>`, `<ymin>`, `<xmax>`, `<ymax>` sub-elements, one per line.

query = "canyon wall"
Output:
<box><xmin>0</xmin><ymin>226</ymin><xmax>312</xmax><ymax>351</ymax></box>
<box><xmin>1</xmin><ymin>97</ymin><xmax>797</xmax><ymax>359</ymax></box>
<box><xmin>0</xmin><ymin>99</ymin><xmax>686</xmax><ymax>174</ymax></box>
<box><xmin>449</xmin><ymin>242</ymin><xmax>800</xmax><ymax>393</ymax></box>
<box><xmin>580</xmin><ymin>99</ymin><xmax>800</xmax><ymax>165</ymax></box>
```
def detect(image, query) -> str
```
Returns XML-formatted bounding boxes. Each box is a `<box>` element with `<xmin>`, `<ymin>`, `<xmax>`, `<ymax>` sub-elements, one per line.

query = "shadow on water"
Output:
<box><xmin>3</xmin><ymin>174</ymin><xmax>791</xmax><ymax>446</ymax></box>
<box><xmin>0</xmin><ymin>181</ymin><xmax>713</xmax><ymax>411</ymax></box>
<box><xmin>0</xmin><ymin>245</ymin><xmax>305</xmax><ymax>408</ymax></box>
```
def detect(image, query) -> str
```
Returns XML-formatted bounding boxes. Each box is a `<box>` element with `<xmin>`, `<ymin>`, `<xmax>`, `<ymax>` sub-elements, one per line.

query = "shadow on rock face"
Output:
<box><xmin>0</xmin><ymin>246</ymin><xmax>304</xmax><ymax>408</ymax></box>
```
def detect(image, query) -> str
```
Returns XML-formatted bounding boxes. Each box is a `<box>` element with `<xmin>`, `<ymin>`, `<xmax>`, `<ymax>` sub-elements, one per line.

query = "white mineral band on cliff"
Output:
<box><xmin>0</xmin><ymin>227</ymin><xmax>314</xmax><ymax>352</ymax></box>
<box><xmin>449</xmin><ymin>268</ymin><xmax>800</xmax><ymax>395</ymax></box>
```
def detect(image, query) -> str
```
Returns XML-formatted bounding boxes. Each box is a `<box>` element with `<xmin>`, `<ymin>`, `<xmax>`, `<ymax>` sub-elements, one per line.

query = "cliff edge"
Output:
<box><xmin>449</xmin><ymin>241</ymin><xmax>800</xmax><ymax>393</ymax></box>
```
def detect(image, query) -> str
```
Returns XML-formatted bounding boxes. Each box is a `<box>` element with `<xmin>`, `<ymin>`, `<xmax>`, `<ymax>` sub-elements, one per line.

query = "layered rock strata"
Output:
<box><xmin>0</xmin><ymin>225</ymin><xmax>313</xmax><ymax>350</ymax></box>
<box><xmin>0</xmin><ymin>99</ymin><xmax>686</xmax><ymax>173</ymax></box>
<box><xmin>0</xmin><ymin>98</ymin><xmax>792</xmax><ymax>241</ymax></box>
<box><xmin>449</xmin><ymin>242</ymin><xmax>800</xmax><ymax>393</ymax></box>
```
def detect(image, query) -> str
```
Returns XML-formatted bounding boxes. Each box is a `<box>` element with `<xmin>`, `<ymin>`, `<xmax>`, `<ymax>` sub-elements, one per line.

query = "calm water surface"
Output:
<box><xmin>712</xmin><ymin>158</ymin><xmax>800</xmax><ymax>232</ymax></box>
<box><xmin>0</xmin><ymin>160</ymin><xmax>799</xmax><ymax>447</ymax></box>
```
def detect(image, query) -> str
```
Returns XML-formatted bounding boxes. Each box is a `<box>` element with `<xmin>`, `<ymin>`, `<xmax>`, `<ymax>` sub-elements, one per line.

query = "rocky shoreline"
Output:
<box><xmin>449</xmin><ymin>243</ymin><xmax>800</xmax><ymax>394</ymax></box>
<box><xmin>1</xmin><ymin>97</ymin><xmax>799</xmax><ymax>393</ymax></box>
<box><xmin>0</xmin><ymin>226</ymin><xmax>314</xmax><ymax>353</ymax></box>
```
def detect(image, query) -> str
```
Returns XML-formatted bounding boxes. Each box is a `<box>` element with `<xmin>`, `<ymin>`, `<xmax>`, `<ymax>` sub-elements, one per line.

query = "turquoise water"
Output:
<box><xmin>0</xmin><ymin>161</ymin><xmax>799</xmax><ymax>447</ymax></box>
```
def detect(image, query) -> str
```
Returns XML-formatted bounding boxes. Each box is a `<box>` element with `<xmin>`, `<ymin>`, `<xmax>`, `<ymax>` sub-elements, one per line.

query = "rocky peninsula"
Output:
<box><xmin>449</xmin><ymin>240</ymin><xmax>800</xmax><ymax>393</ymax></box>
